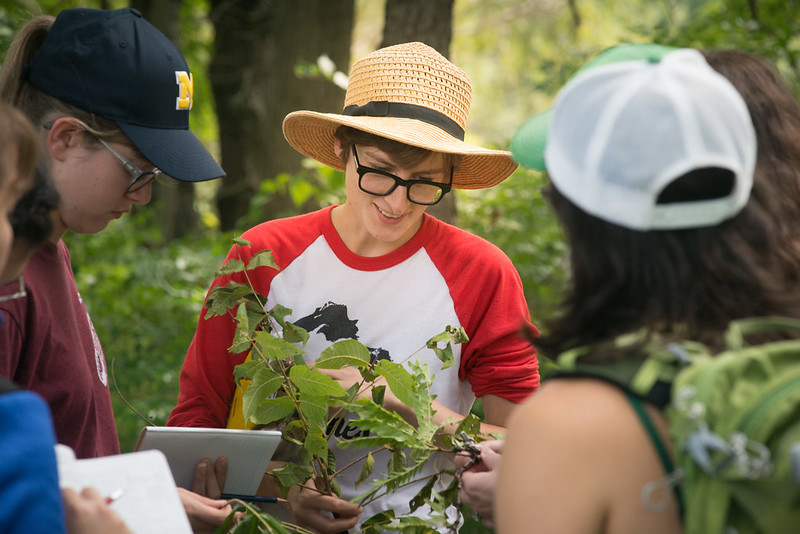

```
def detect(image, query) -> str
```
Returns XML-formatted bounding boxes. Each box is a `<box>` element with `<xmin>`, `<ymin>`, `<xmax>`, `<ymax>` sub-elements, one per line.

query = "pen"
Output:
<box><xmin>105</xmin><ymin>488</ymin><xmax>125</xmax><ymax>505</ymax></box>
<box><xmin>220</xmin><ymin>493</ymin><xmax>287</xmax><ymax>504</ymax></box>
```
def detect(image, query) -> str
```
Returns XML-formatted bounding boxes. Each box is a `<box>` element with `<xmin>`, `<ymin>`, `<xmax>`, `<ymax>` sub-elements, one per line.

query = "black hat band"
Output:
<box><xmin>343</xmin><ymin>101</ymin><xmax>465</xmax><ymax>141</ymax></box>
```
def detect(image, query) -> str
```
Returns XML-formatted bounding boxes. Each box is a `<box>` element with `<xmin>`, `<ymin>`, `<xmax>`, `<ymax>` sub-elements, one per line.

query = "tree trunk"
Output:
<box><xmin>381</xmin><ymin>0</ymin><xmax>459</xmax><ymax>226</ymax></box>
<box><xmin>211</xmin><ymin>0</ymin><xmax>355</xmax><ymax>231</ymax></box>
<box><xmin>131</xmin><ymin>0</ymin><xmax>199</xmax><ymax>240</ymax></box>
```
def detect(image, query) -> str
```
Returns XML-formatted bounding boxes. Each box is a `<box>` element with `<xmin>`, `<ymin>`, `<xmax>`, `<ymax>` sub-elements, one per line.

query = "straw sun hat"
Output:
<box><xmin>282</xmin><ymin>42</ymin><xmax>518</xmax><ymax>189</ymax></box>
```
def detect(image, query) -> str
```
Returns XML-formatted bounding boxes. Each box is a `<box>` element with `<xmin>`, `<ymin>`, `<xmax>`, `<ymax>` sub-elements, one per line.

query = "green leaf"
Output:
<box><xmin>232</xmin><ymin>236</ymin><xmax>251</xmax><ymax>247</ymax></box>
<box><xmin>408</xmin><ymin>476</ymin><xmax>436</xmax><ymax>513</ymax></box>
<box><xmin>289</xmin><ymin>365</ymin><xmax>347</xmax><ymax>397</ymax></box>
<box><xmin>233</xmin><ymin>360</ymin><xmax>262</xmax><ymax>383</ymax></box>
<box><xmin>430</xmin><ymin>343</ymin><xmax>454</xmax><ymax>370</ymax></box>
<box><xmin>371</xmin><ymin>384</ymin><xmax>386</xmax><ymax>406</ymax></box>
<box><xmin>246</xmin><ymin>249</ymin><xmax>278</xmax><ymax>271</ymax></box>
<box><xmin>317</xmin><ymin>339</ymin><xmax>372</xmax><ymax>368</ymax></box>
<box><xmin>204</xmin><ymin>282</ymin><xmax>253</xmax><ymax>318</ymax></box>
<box><xmin>375</xmin><ymin>360</ymin><xmax>416</xmax><ymax>408</ymax></box>
<box><xmin>250</xmin><ymin>396</ymin><xmax>296</xmax><ymax>426</ymax></box>
<box><xmin>297</xmin><ymin>394</ymin><xmax>329</xmax><ymax>431</ymax></box>
<box><xmin>216</xmin><ymin>258</ymin><xmax>246</xmax><ymax>276</ymax></box>
<box><xmin>362</xmin><ymin>510</ymin><xmax>395</xmax><ymax>531</ymax></box>
<box><xmin>281</xmin><ymin>321</ymin><xmax>310</xmax><ymax>345</ymax></box>
<box><xmin>268</xmin><ymin>462</ymin><xmax>312</xmax><ymax>498</ymax></box>
<box><xmin>268</xmin><ymin>304</ymin><xmax>293</xmax><ymax>326</ymax></box>
<box><xmin>302</xmin><ymin>427</ymin><xmax>328</xmax><ymax>459</ymax></box>
<box><xmin>241</xmin><ymin>367</ymin><xmax>284</xmax><ymax>422</ymax></box>
<box><xmin>355</xmin><ymin>452</ymin><xmax>375</xmax><ymax>488</ymax></box>
<box><xmin>425</xmin><ymin>325</ymin><xmax>469</xmax><ymax>346</ymax></box>
<box><xmin>252</xmin><ymin>331</ymin><xmax>304</xmax><ymax>361</ymax></box>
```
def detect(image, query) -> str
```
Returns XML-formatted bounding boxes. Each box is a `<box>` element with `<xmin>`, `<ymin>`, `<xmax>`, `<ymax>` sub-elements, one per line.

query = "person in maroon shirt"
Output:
<box><xmin>0</xmin><ymin>8</ymin><xmax>230</xmax><ymax>532</ymax></box>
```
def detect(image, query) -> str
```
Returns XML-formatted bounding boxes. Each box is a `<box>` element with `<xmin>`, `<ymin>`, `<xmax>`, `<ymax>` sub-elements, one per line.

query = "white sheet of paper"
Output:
<box><xmin>56</xmin><ymin>445</ymin><xmax>192</xmax><ymax>534</ymax></box>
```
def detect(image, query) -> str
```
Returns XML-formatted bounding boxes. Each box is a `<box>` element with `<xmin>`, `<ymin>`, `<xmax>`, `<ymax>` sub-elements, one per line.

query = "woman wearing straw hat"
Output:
<box><xmin>169</xmin><ymin>42</ymin><xmax>540</xmax><ymax>532</ymax></box>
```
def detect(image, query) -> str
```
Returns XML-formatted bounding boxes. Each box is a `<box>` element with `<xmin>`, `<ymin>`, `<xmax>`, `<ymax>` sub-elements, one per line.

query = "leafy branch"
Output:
<box><xmin>207</xmin><ymin>238</ymin><xmax>480</xmax><ymax>533</ymax></box>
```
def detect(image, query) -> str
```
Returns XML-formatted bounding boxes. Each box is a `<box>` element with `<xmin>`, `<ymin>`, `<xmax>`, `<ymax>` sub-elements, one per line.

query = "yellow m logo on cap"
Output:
<box><xmin>175</xmin><ymin>71</ymin><xmax>193</xmax><ymax>110</ymax></box>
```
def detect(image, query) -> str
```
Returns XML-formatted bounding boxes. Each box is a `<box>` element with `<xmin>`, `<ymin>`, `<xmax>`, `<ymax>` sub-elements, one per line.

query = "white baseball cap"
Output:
<box><xmin>518</xmin><ymin>48</ymin><xmax>756</xmax><ymax>231</ymax></box>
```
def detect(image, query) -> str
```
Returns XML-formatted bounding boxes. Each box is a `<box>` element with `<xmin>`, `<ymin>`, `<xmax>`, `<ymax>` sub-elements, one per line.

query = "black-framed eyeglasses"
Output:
<box><xmin>96</xmin><ymin>138</ymin><xmax>161</xmax><ymax>193</ymax></box>
<box><xmin>352</xmin><ymin>146</ymin><xmax>452</xmax><ymax>206</ymax></box>
<box><xmin>43</xmin><ymin>121</ymin><xmax>160</xmax><ymax>193</ymax></box>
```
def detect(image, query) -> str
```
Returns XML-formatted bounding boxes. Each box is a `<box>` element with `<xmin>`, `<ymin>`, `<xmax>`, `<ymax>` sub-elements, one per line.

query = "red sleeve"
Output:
<box><xmin>428</xmin><ymin>223</ymin><xmax>540</xmax><ymax>403</ymax></box>
<box><xmin>166</xmin><ymin>246</ymin><xmax>257</xmax><ymax>427</ymax></box>
<box><xmin>168</xmin><ymin>210</ymin><xmax>329</xmax><ymax>428</ymax></box>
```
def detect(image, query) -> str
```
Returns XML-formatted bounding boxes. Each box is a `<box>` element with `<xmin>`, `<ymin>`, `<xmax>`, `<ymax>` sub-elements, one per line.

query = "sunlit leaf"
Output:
<box><xmin>253</xmin><ymin>331</ymin><xmax>304</xmax><ymax>361</ymax></box>
<box><xmin>317</xmin><ymin>339</ymin><xmax>372</xmax><ymax>368</ymax></box>
<box><xmin>289</xmin><ymin>365</ymin><xmax>347</xmax><ymax>397</ymax></box>
<box><xmin>246</xmin><ymin>249</ymin><xmax>278</xmax><ymax>271</ymax></box>
<box><xmin>216</xmin><ymin>258</ymin><xmax>246</xmax><ymax>276</ymax></box>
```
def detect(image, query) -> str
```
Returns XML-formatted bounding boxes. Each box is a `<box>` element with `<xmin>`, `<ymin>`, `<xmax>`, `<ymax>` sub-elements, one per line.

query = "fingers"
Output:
<box><xmin>191</xmin><ymin>457</ymin><xmax>227</xmax><ymax>498</ymax></box>
<box><xmin>177</xmin><ymin>487</ymin><xmax>233</xmax><ymax>533</ymax></box>
<box><xmin>288</xmin><ymin>482</ymin><xmax>362</xmax><ymax>534</ymax></box>
<box><xmin>62</xmin><ymin>487</ymin><xmax>134</xmax><ymax>534</ymax></box>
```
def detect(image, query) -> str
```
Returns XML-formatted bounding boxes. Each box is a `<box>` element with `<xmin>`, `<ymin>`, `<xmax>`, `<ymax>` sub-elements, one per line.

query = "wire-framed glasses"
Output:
<box><xmin>352</xmin><ymin>146</ymin><xmax>452</xmax><ymax>206</ymax></box>
<box><xmin>0</xmin><ymin>276</ymin><xmax>26</xmax><ymax>303</ymax></box>
<box><xmin>96</xmin><ymin>138</ymin><xmax>162</xmax><ymax>193</ymax></box>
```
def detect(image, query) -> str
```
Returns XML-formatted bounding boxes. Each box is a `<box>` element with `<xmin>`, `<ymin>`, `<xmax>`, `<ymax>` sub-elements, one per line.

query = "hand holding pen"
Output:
<box><xmin>62</xmin><ymin>486</ymin><xmax>134</xmax><ymax>534</ymax></box>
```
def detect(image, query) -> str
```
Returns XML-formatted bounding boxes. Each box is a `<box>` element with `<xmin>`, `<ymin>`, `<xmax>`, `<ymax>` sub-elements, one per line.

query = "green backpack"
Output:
<box><xmin>555</xmin><ymin>317</ymin><xmax>800</xmax><ymax>534</ymax></box>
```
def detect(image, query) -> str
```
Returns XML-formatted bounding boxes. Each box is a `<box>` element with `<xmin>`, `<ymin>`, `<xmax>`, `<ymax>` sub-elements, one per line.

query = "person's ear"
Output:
<box><xmin>333</xmin><ymin>137</ymin><xmax>348</xmax><ymax>165</ymax></box>
<box><xmin>46</xmin><ymin>118</ymin><xmax>86</xmax><ymax>163</ymax></box>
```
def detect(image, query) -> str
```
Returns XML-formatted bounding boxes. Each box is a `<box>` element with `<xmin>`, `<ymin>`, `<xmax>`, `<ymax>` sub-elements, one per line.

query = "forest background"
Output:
<box><xmin>1</xmin><ymin>0</ymin><xmax>799</xmax><ymax>499</ymax></box>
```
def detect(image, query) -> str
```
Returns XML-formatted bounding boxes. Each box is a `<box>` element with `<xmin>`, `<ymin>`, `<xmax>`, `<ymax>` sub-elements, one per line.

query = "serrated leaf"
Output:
<box><xmin>250</xmin><ymin>396</ymin><xmax>296</xmax><ymax>426</ymax></box>
<box><xmin>204</xmin><ymin>282</ymin><xmax>254</xmax><ymax>319</ymax></box>
<box><xmin>216</xmin><ymin>258</ymin><xmax>246</xmax><ymax>276</ymax></box>
<box><xmin>246</xmin><ymin>249</ymin><xmax>278</xmax><ymax>271</ymax></box>
<box><xmin>355</xmin><ymin>452</ymin><xmax>375</xmax><ymax>488</ymax></box>
<box><xmin>317</xmin><ymin>339</ymin><xmax>372</xmax><ymax>368</ymax></box>
<box><xmin>289</xmin><ymin>365</ymin><xmax>347</xmax><ymax>397</ymax></box>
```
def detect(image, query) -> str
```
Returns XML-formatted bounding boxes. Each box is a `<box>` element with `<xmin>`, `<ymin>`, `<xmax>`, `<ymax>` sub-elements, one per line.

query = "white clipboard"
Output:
<box><xmin>135</xmin><ymin>426</ymin><xmax>282</xmax><ymax>495</ymax></box>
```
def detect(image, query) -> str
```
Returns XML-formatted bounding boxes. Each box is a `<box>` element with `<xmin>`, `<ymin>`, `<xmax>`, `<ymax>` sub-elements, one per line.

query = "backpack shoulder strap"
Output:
<box><xmin>625</xmin><ymin>391</ymin><xmax>685</xmax><ymax>517</ymax></box>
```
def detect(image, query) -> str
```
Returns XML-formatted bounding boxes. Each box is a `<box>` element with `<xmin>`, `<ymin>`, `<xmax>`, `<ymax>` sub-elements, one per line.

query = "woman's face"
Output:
<box><xmin>334</xmin><ymin>142</ymin><xmax>450</xmax><ymax>257</ymax></box>
<box><xmin>47</xmin><ymin>118</ymin><xmax>153</xmax><ymax>236</ymax></box>
<box><xmin>0</xmin><ymin>150</ymin><xmax>32</xmax><ymax>270</ymax></box>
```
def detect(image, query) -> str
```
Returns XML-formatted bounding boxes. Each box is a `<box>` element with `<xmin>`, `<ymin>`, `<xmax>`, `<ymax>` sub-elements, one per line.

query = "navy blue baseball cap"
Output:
<box><xmin>28</xmin><ymin>8</ymin><xmax>225</xmax><ymax>182</ymax></box>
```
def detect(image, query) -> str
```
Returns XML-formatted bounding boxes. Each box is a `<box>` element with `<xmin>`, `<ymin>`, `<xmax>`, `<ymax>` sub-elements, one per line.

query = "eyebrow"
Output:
<box><xmin>362</xmin><ymin>151</ymin><xmax>447</xmax><ymax>178</ymax></box>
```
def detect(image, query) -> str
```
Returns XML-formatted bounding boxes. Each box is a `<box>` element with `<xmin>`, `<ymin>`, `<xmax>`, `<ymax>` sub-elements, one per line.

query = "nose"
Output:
<box><xmin>383</xmin><ymin>183</ymin><xmax>411</xmax><ymax>211</ymax></box>
<box><xmin>125</xmin><ymin>182</ymin><xmax>152</xmax><ymax>205</ymax></box>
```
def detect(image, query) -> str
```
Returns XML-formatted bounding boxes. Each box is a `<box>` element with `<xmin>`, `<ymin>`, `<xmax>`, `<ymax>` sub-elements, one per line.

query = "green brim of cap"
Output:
<box><xmin>510</xmin><ymin>43</ymin><xmax>680</xmax><ymax>171</ymax></box>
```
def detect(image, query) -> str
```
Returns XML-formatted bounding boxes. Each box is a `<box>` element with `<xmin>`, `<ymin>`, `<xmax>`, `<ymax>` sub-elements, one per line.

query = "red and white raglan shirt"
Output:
<box><xmin>169</xmin><ymin>206</ymin><xmax>539</xmax><ymax>524</ymax></box>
